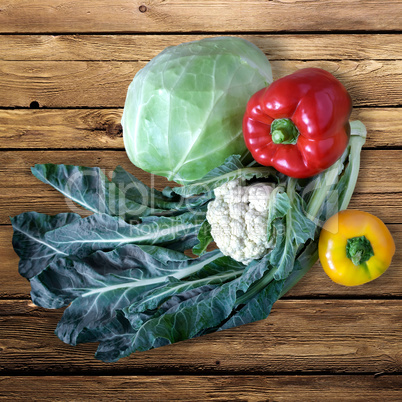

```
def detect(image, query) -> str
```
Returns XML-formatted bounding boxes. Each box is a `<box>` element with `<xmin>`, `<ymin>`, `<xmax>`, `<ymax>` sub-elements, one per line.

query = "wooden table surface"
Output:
<box><xmin>1</xmin><ymin>1</ymin><xmax>401</xmax><ymax>400</ymax></box>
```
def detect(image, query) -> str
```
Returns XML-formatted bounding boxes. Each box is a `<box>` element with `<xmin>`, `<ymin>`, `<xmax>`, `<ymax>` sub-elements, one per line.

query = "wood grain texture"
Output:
<box><xmin>0</xmin><ymin>1</ymin><xmax>400</xmax><ymax>33</ymax></box>
<box><xmin>1</xmin><ymin>34</ymin><xmax>401</xmax><ymax>61</ymax></box>
<box><xmin>0</xmin><ymin>300</ymin><xmax>401</xmax><ymax>374</ymax></box>
<box><xmin>1</xmin><ymin>150</ymin><xmax>401</xmax><ymax>224</ymax></box>
<box><xmin>1</xmin><ymin>108</ymin><xmax>401</xmax><ymax>149</ymax></box>
<box><xmin>0</xmin><ymin>375</ymin><xmax>401</xmax><ymax>401</ymax></box>
<box><xmin>0</xmin><ymin>60</ymin><xmax>400</xmax><ymax>107</ymax></box>
<box><xmin>1</xmin><ymin>224</ymin><xmax>401</xmax><ymax>299</ymax></box>
<box><xmin>0</xmin><ymin>109</ymin><xmax>124</xmax><ymax>149</ymax></box>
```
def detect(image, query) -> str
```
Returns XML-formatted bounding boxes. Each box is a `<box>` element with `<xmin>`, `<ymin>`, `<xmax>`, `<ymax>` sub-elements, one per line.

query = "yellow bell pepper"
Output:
<box><xmin>318</xmin><ymin>210</ymin><xmax>395</xmax><ymax>286</ymax></box>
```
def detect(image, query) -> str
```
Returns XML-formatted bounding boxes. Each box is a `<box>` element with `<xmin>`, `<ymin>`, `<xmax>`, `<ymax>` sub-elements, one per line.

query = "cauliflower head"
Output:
<box><xmin>206</xmin><ymin>178</ymin><xmax>275</xmax><ymax>264</ymax></box>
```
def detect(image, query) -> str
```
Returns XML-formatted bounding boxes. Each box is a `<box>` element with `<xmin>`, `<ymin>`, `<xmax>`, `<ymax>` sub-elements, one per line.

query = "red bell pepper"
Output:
<box><xmin>243</xmin><ymin>68</ymin><xmax>352</xmax><ymax>178</ymax></box>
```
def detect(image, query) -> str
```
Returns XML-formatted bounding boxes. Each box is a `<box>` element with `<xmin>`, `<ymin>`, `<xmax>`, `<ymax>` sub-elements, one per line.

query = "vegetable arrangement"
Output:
<box><xmin>10</xmin><ymin>36</ymin><xmax>392</xmax><ymax>362</ymax></box>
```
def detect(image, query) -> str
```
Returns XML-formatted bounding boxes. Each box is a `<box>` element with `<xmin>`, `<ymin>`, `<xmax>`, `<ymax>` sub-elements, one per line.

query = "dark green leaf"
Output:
<box><xmin>32</xmin><ymin>164</ymin><xmax>167</xmax><ymax>220</ymax></box>
<box><xmin>95</xmin><ymin>255</ymin><xmax>272</xmax><ymax>361</ymax></box>
<box><xmin>30</xmin><ymin>246</ymin><xmax>222</xmax><ymax>344</ymax></box>
<box><xmin>43</xmin><ymin>210</ymin><xmax>206</xmax><ymax>258</ymax></box>
<box><xmin>172</xmin><ymin>155</ymin><xmax>275</xmax><ymax>197</ymax></box>
<box><xmin>192</xmin><ymin>220</ymin><xmax>214</xmax><ymax>256</ymax></box>
<box><xmin>220</xmin><ymin>279</ymin><xmax>284</xmax><ymax>330</ymax></box>
<box><xmin>11</xmin><ymin>212</ymin><xmax>81</xmax><ymax>279</ymax></box>
<box><xmin>112</xmin><ymin>166</ymin><xmax>210</xmax><ymax>212</ymax></box>
<box><xmin>267</xmin><ymin>180</ymin><xmax>316</xmax><ymax>280</ymax></box>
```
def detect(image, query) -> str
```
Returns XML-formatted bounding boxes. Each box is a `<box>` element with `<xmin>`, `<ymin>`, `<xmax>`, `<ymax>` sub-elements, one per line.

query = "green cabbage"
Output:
<box><xmin>122</xmin><ymin>36</ymin><xmax>272</xmax><ymax>184</ymax></box>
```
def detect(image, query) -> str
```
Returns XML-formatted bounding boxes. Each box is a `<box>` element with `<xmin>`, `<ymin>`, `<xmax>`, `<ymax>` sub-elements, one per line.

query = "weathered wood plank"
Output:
<box><xmin>1</xmin><ymin>224</ymin><xmax>401</xmax><ymax>299</ymax></box>
<box><xmin>346</xmin><ymin>193</ymin><xmax>402</xmax><ymax>226</ymax></box>
<box><xmin>1</xmin><ymin>150</ymin><xmax>401</xmax><ymax>224</ymax></box>
<box><xmin>1</xmin><ymin>34</ymin><xmax>401</xmax><ymax>61</ymax></box>
<box><xmin>0</xmin><ymin>1</ymin><xmax>400</xmax><ymax>33</ymax></box>
<box><xmin>0</xmin><ymin>375</ymin><xmax>401</xmax><ymax>401</ymax></box>
<box><xmin>0</xmin><ymin>300</ymin><xmax>401</xmax><ymax>373</ymax></box>
<box><xmin>0</xmin><ymin>109</ymin><xmax>124</xmax><ymax>149</ymax></box>
<box><xmin>1</xmin><ymin>108</ymin><xmax>400</xmax><ymax>149</ymax></box>
<box><xmin>355</xmin><ymin>151</ymin><xmax>402</xmax><ymax>193</ymax></box>
<box><xmin>0</xmin><ymin>60</ymin><xmax>400</xmax><ymax>107</ymax></box>
<box><xmin>0</xmin><ymin>60</ymin><xmax>140</xmax><ymax>108</ymax></box>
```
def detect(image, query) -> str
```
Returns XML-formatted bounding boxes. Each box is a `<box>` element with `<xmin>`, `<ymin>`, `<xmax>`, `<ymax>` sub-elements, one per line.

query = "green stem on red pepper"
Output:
<box><xmin>271</xmin><ymin>118</ymin><xmax>300</xmax><ymax>145</ymax></box>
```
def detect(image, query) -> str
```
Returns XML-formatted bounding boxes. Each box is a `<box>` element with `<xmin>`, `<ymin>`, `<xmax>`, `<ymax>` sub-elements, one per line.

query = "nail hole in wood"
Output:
<box><xmin>30</xmin><ymin>101</ymin><xmax>39</xmax><ymax>109</ymax></box>
<box><xmin>139</xmin><ymin>5</ymin><xmax>147</xmax><ymax>13</ymax></box>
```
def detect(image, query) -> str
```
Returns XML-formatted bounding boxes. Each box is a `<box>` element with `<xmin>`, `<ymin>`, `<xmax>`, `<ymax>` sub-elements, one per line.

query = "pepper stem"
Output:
<box><xmin>271</xmin><ymin>130</ymin><xmax>286</xmax><ymax>144</ymax></box>
<box><xmin>346</xmin><ymin>235</ymin><xmax>374</xmax><ymax>266</ymax></box>
<box><xmin>270</xmin><ymin>118</ymin><xmax>299</xmax><ymax>145</ymax></box>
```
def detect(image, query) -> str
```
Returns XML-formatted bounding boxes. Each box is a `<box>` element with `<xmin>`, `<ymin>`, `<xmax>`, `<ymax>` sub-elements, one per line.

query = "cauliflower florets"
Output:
<box><xmin>206</xmin><ymin>178</ymin><xmax>275</xmax><ymax>264</ymax></box>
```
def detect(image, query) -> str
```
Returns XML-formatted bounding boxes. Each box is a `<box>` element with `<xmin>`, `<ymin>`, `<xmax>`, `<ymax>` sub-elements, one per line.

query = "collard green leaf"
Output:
<box><xmin>123</xmin><ymin>256</ymin><xmax>243</xmax><ymax>326</ymax></box>
<box><xmin>97</xmin><ymin>284</ymin><xmax>239</xmax><ymax>361</ymax></box>
<box><xmin>95</xmin><ymin>255</ymin><xmax>272</xmax><ymax>362</ymax></box>
<box><xmin>279</xmin><ymin>240</ymin><xmax>319</xmax><ymax>298</ymax></box>
<box><xmin>123</xmin><ymin>257</ymin><xmax>244</xmax><ymax>329</ymax></box>
<box><xmin>192</xmin><ymin>220</ymin><xmax>213</xmax><ymax>256</ymax></box>
<box><xmin>43</xmin><ymin>210</ymin><xmax>206</xmax><ymax>258</ymax></box>
<box><xmin>266</xmin><ymin>187</ymin><xmax>290</xmax><ymax>242</ymax></box>
<box><xmin>134</xmin><ymin>244</ymin><xmax>191</xmax><ymax>263</ymax></box>
<box><xmin>162</xmin><ymin>233</ymin><xmax>200</xmax><ymax>252</ymax></box>
<box><xmin>172</xmin><ymin>155</ymin><xmax>275</xmax><ymax>197</ymax></box>
<box><xmin>220</xmin><ymin>279</ymin><xmax>284</xmax><ymax>330</ymax></box>
<box><xmin>59</xmin><ymin>255</ymin><xmax>244</xmax><ymax>359</ymax></box>
<box><xmin>112</xmin><ymin>165</ymin><xmax>176</xmax><ymax>209</ymax></box>
<box><xmin>30</xmin><ymin>245</ymin><xmax>222</xmax><ymax>344</ymax></box>
<box><xmin>266</xmin><ymin>180</ymin><xmax>316</xmax><ymax>280</ymax></box>
<box><xmin>300</xmin><ymin>121</ymin><xmax>366</xmax><ymax>224</ymax></box>
<box><xmin>112</xmin><ymin>165</ymin><xmax>210</xmax><ymax>212</ymax></box>
<box><xmin>31</xmin><ymin>164</ymin><xmax>167</xmax><ymax>220</ymax></box>
<box><xmin>11</xmin><ymin>211</ymin><xmax>81</xmax><ymax>279</ymax></box>
<box><xmin>286</xmin><ymin>191</ymin><xmax>317</xmax><ymax>247</ymax></box>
